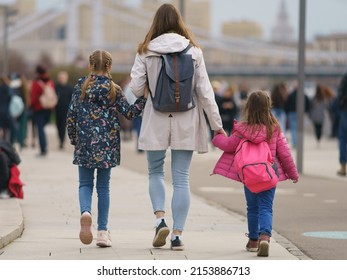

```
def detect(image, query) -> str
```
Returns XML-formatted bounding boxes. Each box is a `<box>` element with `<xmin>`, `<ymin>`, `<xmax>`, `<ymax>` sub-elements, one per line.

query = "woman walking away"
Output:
<box><xmin>212</xmin><ymin>91</ymin><xmax>298</xmax><ymax>257</ymax></box>
<box><xmin>129</xmin><ymin>3</ymin><xmax>225</xmax><ymax>251</ymax></box>
<box><xmin>67</xmin><ymin>50</ymin><xmax>147</xmax><ymax>247</ymax></box>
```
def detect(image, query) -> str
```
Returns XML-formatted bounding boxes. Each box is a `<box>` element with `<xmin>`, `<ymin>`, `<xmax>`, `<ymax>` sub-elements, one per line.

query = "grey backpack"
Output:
<box><xmin>148</xmin><ymin>45</ymin><xmax>195</xmax><ymax>112</ymax></box>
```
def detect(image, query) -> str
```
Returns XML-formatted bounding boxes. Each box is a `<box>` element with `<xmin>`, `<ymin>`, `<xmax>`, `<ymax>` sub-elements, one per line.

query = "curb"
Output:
<box><xmin>0</xmin><ymin>198</ymin><xmax>24</xmax><ymax>250</ymax></box>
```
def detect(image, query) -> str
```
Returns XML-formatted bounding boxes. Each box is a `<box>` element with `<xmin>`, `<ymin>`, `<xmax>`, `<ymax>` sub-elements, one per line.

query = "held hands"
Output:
<box><xmin>214</xmin><ymin>128</ymin><xmax>227</xmax><ymax>137</ymax></box>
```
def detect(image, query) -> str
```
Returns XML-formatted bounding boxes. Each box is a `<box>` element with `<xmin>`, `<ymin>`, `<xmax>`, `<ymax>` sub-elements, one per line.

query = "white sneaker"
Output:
<box><xmin>79</xmin><ymin>212</ymin><xmax>93</xmax><ymax>245</ymax></box>
<box><xmin>0</xmin><ymin>190</ymin><xmax>10</xmax><ymax>199</ymax></box>
<box><xmin>96</xmin><ymin>230</ymin><xmax>112</xmax><ymax>247</ymax></box>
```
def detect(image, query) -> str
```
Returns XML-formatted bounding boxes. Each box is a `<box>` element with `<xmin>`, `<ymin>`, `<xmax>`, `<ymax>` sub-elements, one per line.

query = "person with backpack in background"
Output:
<box><xmin>67</xmin><ymin>49</ymin><xmax>147</xmax><ymax>247</ymax></box>
<box><xmin>212</xmin><ymin>91</ymin><xmax>298</xmax><ymax>257</ymax></box>
<box><xmin>10</xmin><ymin>73</ymin><xmax>30</xmax><ymax>149</ymax></box>
<box><xmin>30</xmin><ymin>65</ymin><xmax>56</xmax><ymax>156</ymax></box>
<box><xmin>129</xmin><ymin>3</ymin><xmax>225</xmax><ymax>251</ymax></box>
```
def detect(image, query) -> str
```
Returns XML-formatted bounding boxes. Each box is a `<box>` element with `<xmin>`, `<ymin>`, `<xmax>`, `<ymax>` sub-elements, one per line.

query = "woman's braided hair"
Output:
<box><xmin>81</xmin><ymin>50</ymin><xmax>121</xmax><ymax>102</ymax></box>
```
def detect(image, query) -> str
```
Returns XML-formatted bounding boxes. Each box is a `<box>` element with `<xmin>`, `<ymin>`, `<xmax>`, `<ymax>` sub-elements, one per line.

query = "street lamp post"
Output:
<box><xmin>1</xmin><ymin>5</ymin><xmax>16</xmax><ymax>76</ymax></box>
<box><xmin>296</xmin><ymin>0</ymin><xmax>306</xmax><ymax>173</ymax></box>
<box><xmin>179</xmin><ymin>0</ymin><xmax>185</xmax><ymax>20</ymax></box>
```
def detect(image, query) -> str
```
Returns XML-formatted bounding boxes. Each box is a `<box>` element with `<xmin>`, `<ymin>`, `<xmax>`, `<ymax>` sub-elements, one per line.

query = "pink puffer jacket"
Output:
<box><xmin>212</xmin><ymin>121</ymin><xmax>299</xmax><ymax>183</ymax></box>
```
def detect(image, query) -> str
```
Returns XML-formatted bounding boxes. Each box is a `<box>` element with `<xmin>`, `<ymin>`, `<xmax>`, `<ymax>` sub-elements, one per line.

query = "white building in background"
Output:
<box><xmin>271</xmin><ymin>0</ymin><xmax>294</xmax><ymax>44</ymax></box>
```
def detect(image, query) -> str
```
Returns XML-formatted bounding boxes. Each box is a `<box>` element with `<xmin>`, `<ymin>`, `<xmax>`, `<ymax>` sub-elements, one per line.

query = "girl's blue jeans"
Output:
<box><xmin>147</xmin><ymin>150</ymin><xmax>193</xmax><ymax>231</ymax></box>
<box><xmin>244</xmin><ymin>186</ymin><xmax>276</xmax><ymax>240</ymax></box>
<box><xmin>78</xmin><ymin>166</ymin><xmax>111</xmax><ymax>231</ymax></box>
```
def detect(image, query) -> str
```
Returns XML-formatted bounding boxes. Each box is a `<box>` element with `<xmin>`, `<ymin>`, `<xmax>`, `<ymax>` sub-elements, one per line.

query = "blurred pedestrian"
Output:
<box><xmin>66</xmin><ymin>50</ymin><xmax>147</xmax><ymax>247</ymax></box>
<box><xmin>336</xmin><ymin>69</ymin><xmax>347</xmax><ymax>176</ymax></box>
<box><xmin>309</xmin><ymin>84</ymin><xmax>329</xmax><ymax>147</ymax></box>
<box><xmin>284</xmin><ymin>83</ymin><xmax>311</xmax><ymax>148</ymax></box>
<box><xmin>129</xmin><ymin>3</ymin><xmax>225</xmax><ymax>251</ymax></box>
<box><xmin>217</xmin><ymin>85</ymin><xmax>238</xmax><ymax>135</ymax></box>
<box><xmin>9</xmin><ymin>73</ymin><xmax>30</xmax><ymax>149</ymax></box>
<box><xmin>270</xmin><ymin>82</ymin><xmax>288</xmax><ymax>134</ymax></box>
<box><xmin>30</xmin><ymin>65</ymin><xmax>55</xmax><ymax>156</ymax></box>
<box><xmin>0</xmin><ymin>76</ymin><xmax>12</xmax><ymax>142</ymax></box>
<box><xmin>55</xmin><ymin>70</ymin><xmax>73</xmax><ymax>150</ymax></box>
<box><xmin>212</xmin><ymin>91</ymin><xmax>299</xmax><ymax>257</ymax></box>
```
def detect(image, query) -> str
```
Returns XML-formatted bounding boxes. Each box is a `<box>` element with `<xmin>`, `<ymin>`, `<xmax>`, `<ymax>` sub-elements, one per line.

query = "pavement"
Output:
<box><xmin>0</xmin><ymin>123</ymin><xmax>344</xmax><ymax>260</ymax></box>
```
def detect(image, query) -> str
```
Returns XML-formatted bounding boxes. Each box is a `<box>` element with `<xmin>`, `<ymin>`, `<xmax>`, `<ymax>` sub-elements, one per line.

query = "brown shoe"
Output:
<box><xmin>246</xmin><ymin>239</ymin><xmax>258</xmax><ymax>252</ymax></box>
<box><xmin>257</xmin><ymin>234</ymin><xmax>270</xmax><ymax>257</ymax></box>
<box><xmin>79</xmin><ymin>212</ymin><xmax>93</xmax><ymax>245</ymax></box>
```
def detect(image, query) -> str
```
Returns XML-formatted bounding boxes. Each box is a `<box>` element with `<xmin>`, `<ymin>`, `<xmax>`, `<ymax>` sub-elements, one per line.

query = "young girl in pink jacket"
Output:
<box><xmin>212</xmin><ymin>90</ymin><xmax>299</xmax><ymax>257</ymax></box>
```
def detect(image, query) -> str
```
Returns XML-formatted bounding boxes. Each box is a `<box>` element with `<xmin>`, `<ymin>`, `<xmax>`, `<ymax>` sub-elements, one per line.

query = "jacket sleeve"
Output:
<box><xmin>115</xmin><ymin>94</ymin><xmax>147</xmax><ymax>120</ymax></box>
<box><xmin>129</xmin><ymin>53</ymin><xmax>147</xmax><ymax>98</ymax></box>
<box><xmin>66</xmin><ymin>84</ymin><xmax>80</xmax><ymax>146</ymax></box>
<box><xmin>193</xmin><ymin>49</ymin><xmax>222</xmax><ymax>131</ymax></box>
<box><xmin>212</xmin><ymin>133</ymin><xmax>240</xmax><ymax>153</ymax></box>
<box><xmin>276</xmin><ymin>132</ymin><xmax>299</xmax><ymax>180</ymax></box>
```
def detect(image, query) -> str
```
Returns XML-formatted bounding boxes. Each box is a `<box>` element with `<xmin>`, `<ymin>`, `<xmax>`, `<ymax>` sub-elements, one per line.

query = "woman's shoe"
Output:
<box><xmin>246</xmin><ymin>239</ymin><xmax>258</xmax><ymax>252</ymax></box>
<box><xmin>96</xmin><ymin>230</ymin><xmax>112</xmax><ymax>247</ymax></box>
<box><xmin>79</xmin><ymin>212</ymin><xmax>93</xmax><ymax>245</ymax></box>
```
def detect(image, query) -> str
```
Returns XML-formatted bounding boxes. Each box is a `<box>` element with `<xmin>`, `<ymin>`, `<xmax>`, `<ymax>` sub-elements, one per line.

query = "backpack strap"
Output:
<box><xmin>173</xmin><ymin>54</ymin><xmax>180</xmax><ymax>111</ymax></box>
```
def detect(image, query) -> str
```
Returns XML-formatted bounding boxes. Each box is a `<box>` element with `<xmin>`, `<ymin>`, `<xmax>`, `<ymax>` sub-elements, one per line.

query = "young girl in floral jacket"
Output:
<box><xmin>67</xmin><ymin>50</ymin><xmax>146</xmax><ymax>247</ymax></box>
<box><xmin>212</xmin><ymin>90</ymin><xmax>299</xmax><ymax>257</ymax></box>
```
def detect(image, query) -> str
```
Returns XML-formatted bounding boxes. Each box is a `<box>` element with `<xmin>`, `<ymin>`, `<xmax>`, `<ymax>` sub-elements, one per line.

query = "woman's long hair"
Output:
<box><xmin>137</xmin><ymin>3</ymin><xmax>199</xmax><ymax>54</ymax></box>
<box><xmin>243</xmin><ymin>90</ymin><xmax>280</xmax><ymax>141</ymax></box>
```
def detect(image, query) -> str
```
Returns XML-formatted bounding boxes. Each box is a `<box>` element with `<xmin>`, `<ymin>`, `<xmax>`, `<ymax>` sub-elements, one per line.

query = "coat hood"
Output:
<box><xmin>79</xmin><ymin>75</ymin><xmax>113</xmax><ymax>103</ymax></box>
<box><xmin>233</xmin><ymin>121</ymin><xmax>268</xmax><ymax>144</ymax></box>
<box><xmin>147</xmin><ymin>33</ymin><xmax>190</xmax><ymax>55</ymax></box>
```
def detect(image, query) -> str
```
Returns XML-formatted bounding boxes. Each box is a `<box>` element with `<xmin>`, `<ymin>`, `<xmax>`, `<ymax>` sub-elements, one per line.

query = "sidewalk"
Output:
<box><xmin>1</xmin><ymin>124</ymin><xmax>342</xmax><ymax>260</ymax></box>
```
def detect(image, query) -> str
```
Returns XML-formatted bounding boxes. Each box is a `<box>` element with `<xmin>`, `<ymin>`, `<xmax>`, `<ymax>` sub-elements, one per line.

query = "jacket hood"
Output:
<box><xmin>233</xmin><ymin>121</ymin><xmax>268</xmax><ymax>144</ymax></box>
<box><xmin>80</xmin><ymin>75</ymin><xmax>112</xmax><ymax>102</ymax></box>
<box><xmin>147</xmin><ymin>33</ymin><xmax>190</xmax><ymax>54</ymax></box>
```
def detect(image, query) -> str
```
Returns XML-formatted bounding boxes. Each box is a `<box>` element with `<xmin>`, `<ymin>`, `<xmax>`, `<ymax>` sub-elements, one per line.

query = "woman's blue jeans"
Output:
<box><xmin>244</xmin><ymin>186</ymin><xmax>276</xmax><ymax>240</ymax></box>
<box><xmin>147</xmin><ymin>150</ymin><xmax>193</xmax><ymax>231</ymax></box>
<box><xmin>78</xmin><ymin>166</ymin><xmax>111</xmax><ymax>231</ymax></box>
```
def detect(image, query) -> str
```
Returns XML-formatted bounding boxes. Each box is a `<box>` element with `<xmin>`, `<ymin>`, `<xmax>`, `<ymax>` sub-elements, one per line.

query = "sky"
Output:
<box><xmin>1</xmin><ymin>0</ymin><xmax>347</xmax><ymax>42</ymax></box>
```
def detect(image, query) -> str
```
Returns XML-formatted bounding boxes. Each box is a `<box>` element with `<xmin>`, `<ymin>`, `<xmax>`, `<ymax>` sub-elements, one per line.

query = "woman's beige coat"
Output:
<box><xmin>129</xmin><ymin>33</ymin><xmax>222</xmax><ymax>153</ymax></box>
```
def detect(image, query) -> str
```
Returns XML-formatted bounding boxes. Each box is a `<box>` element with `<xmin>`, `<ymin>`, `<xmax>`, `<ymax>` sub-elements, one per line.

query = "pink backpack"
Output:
<box><xmin>234</xmin><ymin>138</ymin><xmax>278</xmax><ymax>193</ymax></box>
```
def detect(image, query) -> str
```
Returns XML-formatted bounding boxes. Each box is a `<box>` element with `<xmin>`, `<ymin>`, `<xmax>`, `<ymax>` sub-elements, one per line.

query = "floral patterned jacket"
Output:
<box><xmin>67</xmin><ymin>75</ymin><xmax>146</xmax><ymax>169</ymax></box>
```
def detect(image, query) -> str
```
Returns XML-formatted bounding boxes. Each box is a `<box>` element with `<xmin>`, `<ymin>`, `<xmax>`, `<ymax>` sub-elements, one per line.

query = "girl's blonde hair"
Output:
<box><xmin>81</xmin><ymin>50</ymin><xmax>121</xmax><ymax>102</ymax></box>
<box><xmin>243</xmin><ymin>90</ymin><xmax>280</xmax><ymax>141</ymax></box>
<box><xmin>137</xmin><ymin>3</ymin><xmax>199</xmax><ymax>54</ymax></box>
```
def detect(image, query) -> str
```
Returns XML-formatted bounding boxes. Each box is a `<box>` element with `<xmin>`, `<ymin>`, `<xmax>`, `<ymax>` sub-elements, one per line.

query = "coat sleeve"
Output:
<box><xmin>193</xmin><ymin>49</ymin><xmax>222</xmax><ymax>131</ymax></box>
<box><xmin>276</xmin><ymin>132</ymin><xmax>299</xmax><ymax>180</ymax></box>
<box><xmin>115</xmin><ymin>94</ymin><xmax>147</xmax><ymax>120</ymax></box>
<box><xmin>66</xmin><ymin>84</ymin><xmax>80</xmax><ymax>146</ymax></box>
<box><xmin>212</xmin><ymin>133</ymin><xmax>240</xmax><ymax>153</ymax></box>
<box><xmin>129</xmin><ymin>53</ymin><xmax>147</xmax><ymax>98</ymax></box>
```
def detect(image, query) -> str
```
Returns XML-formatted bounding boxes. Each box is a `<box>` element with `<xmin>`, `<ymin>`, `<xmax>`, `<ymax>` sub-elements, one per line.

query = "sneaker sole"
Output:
<box><xmin>257</xmin><ymin>241</ymin><xmax>269</xmax><ymax>257</ymax></box>
<box><xmin>96</xmin><ymin>241</ymin><xmax>112</xmax><ymax>248</ymax></box>
<box><xmin>171</xmin><ymin>245</ymin><xmax>184</xmax><ymax>251</ymax></box>
<box><xmin>152</xmin><ymin>227</ymin><xmax>170</xmax><ymax>247</ymax></box>
<box><xmin>80</xmin><ymin>214</ymin><xmax>93</xmax><ymax>245</ymax></box>
<box><xmin>246</xmin><ymin>247</ymin><xmax>258</xmax><ymax>252</ymax></box>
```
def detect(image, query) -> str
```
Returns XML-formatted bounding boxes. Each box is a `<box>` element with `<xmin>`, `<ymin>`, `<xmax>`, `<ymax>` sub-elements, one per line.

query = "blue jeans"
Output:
<box><xmin>34</xmin><ymin>110</ymin><xmax>51</xmax><ymax>154</ymax></box>
<box><xmin>287</xmin><ymin>112</ymin><xmax>297</xmax><ymax>148</ymax></box>
<box><xmin>244</xmin><ymin>186</ymin><xmax>276</xmax><ymax>240</ymax></box>
<box><xmin>272</xmin><ymin>108</ymin><xmax>286</xmax><ymax>134</ymax></box>
<box><xmin>147</xmin><ymin>150</ymin><xmax>193</xmax><ymax>231</ymax></box>
<box><xmin>338</xmin><ymin>110</ymin><xmax>347</xmax><ymax>164</ymax></box>
<box><xmin>78</xmin><ymin>166</ymin><xmax>111</xmax><ymax>231</ymax></box>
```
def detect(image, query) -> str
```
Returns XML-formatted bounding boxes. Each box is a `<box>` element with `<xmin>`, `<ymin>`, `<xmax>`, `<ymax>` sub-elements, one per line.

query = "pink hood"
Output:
<box><xmin>212</xmin><ymin>121</ymin><xmax>299</xmax><ymax>184</ymax></box>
